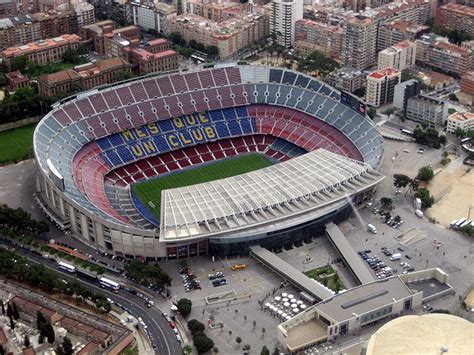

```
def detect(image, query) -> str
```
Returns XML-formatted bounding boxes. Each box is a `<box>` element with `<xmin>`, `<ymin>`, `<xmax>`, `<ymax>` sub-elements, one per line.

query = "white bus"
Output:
<box><xmin>400</xmin><ymin>129</ymin><xmax>414</xmax><ymax>136</ymax></box>
<box><xmin>455</xmin><ymin>218</ymin><xmax>467</xmax><ymax>228</ymax></box>
<box><xmin>99</xmin><ymin>277</ymin><xmax>120</xmax><ymax>292</ymax></box>
<box><xmin>57</xmin><ymin>261</ymin><xmax>76</xmax><ymax>273</ymax></box>
<box><xmin>460</xmin><ymin>220</ymin><xmax>471</xmax><ymax>228</ymax></box>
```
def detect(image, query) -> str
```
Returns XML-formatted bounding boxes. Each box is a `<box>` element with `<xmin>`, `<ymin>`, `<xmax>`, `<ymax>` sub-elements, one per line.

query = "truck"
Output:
<box><xmin>367</xmin><ymin>224</ymin><xmax>377</xmax><ymax>234</ymax></box>
<box><xmin>231</xmin><ymin>264</ymin><xmax>247</xmax><ymax>271</ymax></box>
<box><xmin>390</xmin><ymin>253</ymin><xmax>401</xmax><ymax>261</ymax></box>
<box><xmin>415</xmin><ymin>209</ymin><xmax>424</xmax><ymax>218</ymax></box>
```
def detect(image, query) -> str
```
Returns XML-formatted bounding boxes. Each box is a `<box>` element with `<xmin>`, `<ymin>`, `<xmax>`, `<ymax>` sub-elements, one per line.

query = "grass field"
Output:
<box><xmin>305</xmin><ymin>265</ymin><xmax>345</xmax><ymax>292</ymax></box>
<box><xmin>0</xmin><ymin>124</ymin><xmax>36</xmax><ymax>164</ymax></box>
<box><xmin>132</xmin><ymin>154</ymin><xmax>273</xmax><ymax>220</ymax></box>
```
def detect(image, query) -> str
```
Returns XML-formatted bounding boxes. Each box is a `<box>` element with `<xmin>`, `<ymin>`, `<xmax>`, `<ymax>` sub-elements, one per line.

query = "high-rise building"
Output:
<box><xmin>393</xmin><ymin>79</ymin><xmax>421</xmax><ymax>114</ymax></box>
<box><xmin>342</xmin><ymin>15</ymin><xmax>377</xmax><ymax>70</ymax></box>
<box><xmin>294</xmin><ymin>19</ymin><xmax>342</xmax><ymax>59</ymax></box>
<box><xmin>270</xmin><ymin>0</ymin><xmax>303</xmax><ymax>48</ymax></box>
<box><xmin>406</xmin><ymin>95</ymin><xmax>445</xmax><ymax>128</ymax></box>
<box><xmin>365</xmin><ymin>67</ymin><xmax>401</xmax><ymax>107</ymax></box>
<box><xmin>378</xmin><ymin>40</ymin><xmax>416</xmax><ymax>71</ymax></box>
<box><xmin>378</xmin><ymin>20</ymin><xmax>429</xmax><ymax>51</ymax></box>
<box><xmin>435</xmin><ymin>3</ymin><xmax>474</xmax><ymax>37</ymax></box>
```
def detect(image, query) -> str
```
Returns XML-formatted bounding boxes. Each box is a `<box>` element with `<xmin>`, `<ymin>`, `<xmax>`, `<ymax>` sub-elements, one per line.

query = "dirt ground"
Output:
<box><xmin>426</xmin><ymin>161</ymin><xmax>474</xmax><ymax>226</ymax></box>
<box><xmin>465</xmin><ymin>289</ymin><xmax>474</xmax><ymax>308</ymax></box>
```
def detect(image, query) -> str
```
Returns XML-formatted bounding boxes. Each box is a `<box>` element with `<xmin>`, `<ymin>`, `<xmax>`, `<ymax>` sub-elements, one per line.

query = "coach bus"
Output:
<box><xmin>99</xmin><ymin>277</ymin><xmax>121</xmax><ymax>293</ymax></box>
<box><xmin>400</xmin><ymin>129</ymin><xmax>414</xmax><ymax>136</ymax></box>
<box><xmin>57</xmin><ymin>261</ymin><xmax>76</xmax><ymax>273</ymax></box>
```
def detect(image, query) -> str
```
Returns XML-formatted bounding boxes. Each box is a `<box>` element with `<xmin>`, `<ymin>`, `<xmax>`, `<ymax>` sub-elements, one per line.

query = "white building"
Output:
<box><xmin>270</xmin><ymin>0</ymin><xmax>303</xmax><ymax>48</ymax></box>
<box><xmin>365</xmin><ymin>67</ymin><xmax>401</xmax><ymax>107</ymax></box>
<box><xmin>378</xmin><ymin>40</ymin><xmax>416</xmax><ymax>71</ymax></box>
<box><xmin>447</xmin><ymin>112</ymin><xmax>474</xmax><ymax>133</ymax></box>
<box><xmin>128</xmin><ymin>1</ymin><xmax>176</xmax><ymax>35</ymax></box>
<box><xmin>406</xmin><ymin>95</ymin><xmax>445</xmax><ymax>128</ymax></box>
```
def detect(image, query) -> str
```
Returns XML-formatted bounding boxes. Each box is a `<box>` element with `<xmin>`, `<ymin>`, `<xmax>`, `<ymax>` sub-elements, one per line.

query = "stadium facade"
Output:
<box><xmin>33</xmin><ymin>65</ymin><xmax>384</xmax><ymax>260</ymax></box>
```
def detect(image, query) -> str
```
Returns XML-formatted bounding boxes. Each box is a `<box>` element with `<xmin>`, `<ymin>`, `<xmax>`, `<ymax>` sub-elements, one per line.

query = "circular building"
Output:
<box><xmin>33</xmin><ymin>65</ymin><xmax>384</xmax><ymax>260</ymax></box>
<box><xmin>366</xmin><ymin>314</ymin><xmax>474</xmax><ymax>355</ymax></box>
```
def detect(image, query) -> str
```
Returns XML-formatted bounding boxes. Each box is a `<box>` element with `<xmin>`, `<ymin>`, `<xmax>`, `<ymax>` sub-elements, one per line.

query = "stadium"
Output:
<box><xmin>33</xmin><ymin>65</ymin><xmax>384</xmax><ymax>260</ymax></box>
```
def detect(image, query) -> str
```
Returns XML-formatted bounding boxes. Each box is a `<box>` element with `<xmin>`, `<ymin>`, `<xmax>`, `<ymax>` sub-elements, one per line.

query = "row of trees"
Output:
<box><xmin>393</xmin><ymin>166</ymin><xmax>436</xmax><ymax>209</ymax></box>
<box><xmin>187</xmin><ymin>319</ymin><xmax>214</xmax><ymax>354</ymax></box>
<box><xmin>0</xmin><ymin>248</ymin><xmax>112</xmax><ymax>312</ymax></box>
<box><xmin>296</xmin><ymin>50</ymin><xmax>340</xmax><ymax>77</ymax></box>
<box><xmin>0</xmin><ymin>204</ymin><xmax>49</xmax><ymax>237</ymax></box>
<box><xmin>412</xmin><ymin>126</ymin><xmax>447</xmax><ymax>148</ymax></box>
<box><xmin>168</xmin><ymin>32</ymin><xmax>219</xmax><ymax>59</ymax></box>
<box><xmin>453</xmin><ymin>128</ymin><xmax>474</xmax><ymax>140</ymax></box>
<box><xmin>123</xmin><ymin>259</ymin><xmax>171</xmax><ymax>289</ymax></box>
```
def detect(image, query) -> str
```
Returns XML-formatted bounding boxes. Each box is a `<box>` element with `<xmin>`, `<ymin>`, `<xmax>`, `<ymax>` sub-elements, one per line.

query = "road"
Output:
<box><xmin>4</xmin><ymin>241</ymin><xmax>181</xmax><ymax>355</ymax></box>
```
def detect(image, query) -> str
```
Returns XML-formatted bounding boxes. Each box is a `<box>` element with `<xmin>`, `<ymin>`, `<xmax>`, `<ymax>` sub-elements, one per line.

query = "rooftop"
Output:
<box><xmin>368</xmin><ymin>67</ymin><xmax>401</xmax><ymax>79</ymax></box>
<box><xmin>132</xmin><ymin>48</ymin><xmax>177</xmax><ymax>61</ymax></box>
<box><xmin>439</xmin><ymin>3</ymin><xmax>474</xmax><ymax>17</ymax></box>
<box><xmin>381</xmin><ymin>19</ymin><xmax>429</xmax><ymax>33</ymax></box>
<box><xmin>5</xmin><ymin>70</ymin><xmax>28</xmax><ymax>82</ymax></box>
<box><xmin>449</xmin><ymin>112</ymin><xmax>474</xmax><ymax>122</ymax></box>
<box><xmin>296</xmin><ymin>19</ymin><xmax>342</xmax><ymax>32</ymax></box>
<box><xmin>315</xmin><ymin>277</ymin><xmax>414</xmax><ymax>323</ymax></box>
<box><xmin>2</xmin><ymin>34</ymin><xmax>81</xmax><ymax>57</ymax></box>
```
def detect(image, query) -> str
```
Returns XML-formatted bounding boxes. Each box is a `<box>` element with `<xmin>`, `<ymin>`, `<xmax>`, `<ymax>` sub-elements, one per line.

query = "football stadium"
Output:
<box><xmin>33</xmin><ymin>65</ymin><xmax>384</xmax><ymax>260</ymax></box>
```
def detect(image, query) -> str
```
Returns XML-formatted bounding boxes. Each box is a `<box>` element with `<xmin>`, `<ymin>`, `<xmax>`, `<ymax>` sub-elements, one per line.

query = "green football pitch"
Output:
<box><xmin>0</xmin><ymin>124</ymin><xmax>36</xmax><ymax>164</ymax></box>
<box><xmin>131</xmin><ymin>153</ymin><xmax>273</xmax><ymax>220</ymax></box>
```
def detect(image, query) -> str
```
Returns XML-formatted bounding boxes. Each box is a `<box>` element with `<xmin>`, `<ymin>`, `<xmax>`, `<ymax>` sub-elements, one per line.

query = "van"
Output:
<box><xmin>415</xmin><ymin>209</ymin><xmax>424</xmax><ymax>218</ymax></box>
<box><xmin>231</xmin><ymin>264</ymin><xmax>247</xmax><ymax>271</ymax></box>
<box><xmin>390</xmin><ymin>253</ymin><xmax>401</xmax><ymax>261</ymax></box>
<box><xmin>367</xmin><ymin>224</ymin><xmax>377</xmax><ymax>234</ymax></box>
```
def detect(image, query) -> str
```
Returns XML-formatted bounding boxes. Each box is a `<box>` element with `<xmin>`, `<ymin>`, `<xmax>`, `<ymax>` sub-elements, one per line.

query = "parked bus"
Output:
<box><xmin>99</xmin><ymin>277</ymin><xmax>120</xmax><ymax>293</ymax></box>
<box><xmin>400</xmin><ymin>129</ymin><xmax>414</xmax><ymax>136</ymax></box>
<box><xmin>57</xmin><ymin>261</ymin><xmax>76</xmax><ymax>273</ymax></box>
<box><xmin>455</xmin><ymin>218</ymin><xmax>467</xmax><ymax>228</ymax></box>
<box><xmin>459</xmin><ymin>220</ymin><xmax>471</xmax><ymax>228</ymax></box>
<box><xmin>461</xmin><ymin>137</ymin><xmax>472</xmax><ymax>144</ymax></box>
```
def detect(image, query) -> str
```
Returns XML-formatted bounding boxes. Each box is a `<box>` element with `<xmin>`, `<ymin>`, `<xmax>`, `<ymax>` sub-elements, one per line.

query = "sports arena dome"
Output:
<box><xmin>34</xmin><ymin>65</ymin><xmax>384</xmax><ymax>260</ymax></box>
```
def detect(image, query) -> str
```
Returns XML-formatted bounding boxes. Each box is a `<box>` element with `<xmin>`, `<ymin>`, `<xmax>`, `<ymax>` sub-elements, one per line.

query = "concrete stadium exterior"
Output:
<box><xmin>33</xmin><ymin>64</ymin><xmax>384</xmax><ymax>260</ymax></box>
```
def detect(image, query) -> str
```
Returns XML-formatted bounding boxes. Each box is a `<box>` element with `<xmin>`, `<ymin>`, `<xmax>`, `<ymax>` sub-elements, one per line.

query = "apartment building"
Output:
<box><xmin>435</xmin><ymin>3</ymin><xmax>474</xmax><ymax>37</ymax></box>
<box><xmin>406</xmin><ymin>95</ymin><xmax>445</xmax><ymax>127</ymax></box>
<box><xmin>365</xmin><ymin>67</ymin><xmax>401</xmax><ymax>107</ymax></box>
<box><xmin>170</xmin><ymin>11</ymin><xmax>268</xmax><ymax>60</ymax></box>
<box><xmin>1</xmin><ymin>33</ymin><xmax>81</xmax><ymax>70</ymax></box>
<box><xmin>378</xmin><ymin>20</ymin><xmax>429</xmax><ymax>51</ymax></box>
<box><xmin>342</xmin><ymin>15</ymin><xmax>378</xmax><ymax>70</ymax></box>
<box><xmin>378</xmin><ymin>40</ymin><xmax>416</xmax><ymax>71</ymax></box>
<box><xmin>128</xmin><ymin>0</ymin><xmax>176</xmax><ymax>35</ymax></box>
<box><xmin>447</xmin><ymin>112</ymin><xmax>474</xmax><ymax>133</ymax></box>
<box><xmin>270</xmin><ymin>0</ymin><xmax>303</xmax><ymax>48</ymax></box>
<box><xmin>37</xmin><ymin>57</ymin><xmax>131</xmax><ymax>97</ymax></box>
<box><xmin>416</xmin><ymin>34</ymin><xmax>473</xmax><ymax>77</ymax></box>
<box><xmin>460</xmin><ymin>71</ymin><xmax>474</xmax><ymax>105</ymax></box>
<box><xmin>89</xmin><ymin>0</ymin><xmax>128</xmax><ymax>26</ymax></box>
<box><xmin>326</xmin><ymin>66</ymin><xmax>365</xmax><ymax>93</ymax></box>
<box><xmin>294</xmin><ymin>19</ymin><xmax>342</xmax><ymax>59</ymax></box>
<box><xmin>393</xmin><ymin>79</ymin><xmax>420</xmax><ymax>113</ymax></box>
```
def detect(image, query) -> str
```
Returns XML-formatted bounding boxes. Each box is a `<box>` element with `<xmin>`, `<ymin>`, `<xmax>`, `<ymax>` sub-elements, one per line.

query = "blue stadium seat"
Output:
<box><xmin>295</xmin><ymin>75</ymin><xmax>310</xmax><ymax>88</ymax></box>
<box><xmin>282</xmin><ymin>71</ymin><xmax>297</xmax><ymax>85</ymax></box>
<box><xmin>269</xmin><ymin>69</ymin><xmax>283</xmax><ymax>83</ymax></box>
<box><xmin>158</xmin><ymin>119</ymin><xmax>175</xmax><ymax>132</ymax></box>
<box><xmin>214</xmin><ymin>122</ymin><xmax>231</xmax><ymax>138</ymax></box>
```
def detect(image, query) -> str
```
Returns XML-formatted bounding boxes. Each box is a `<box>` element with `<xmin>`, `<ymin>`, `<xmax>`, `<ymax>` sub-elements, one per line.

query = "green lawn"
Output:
<box><xmin>132</xmin><ymin>154</ymin><xmax>273</xmax><ymax>220</ymax></box>
<box><xmin>305</xmin><ymin>265</ymin><xmax>345</xmax><ymax>292</ymax></box>
<box><xmin>0</xmin><ymin>124</ymin><xmax>36</xmax><ymax>164</ymax></box>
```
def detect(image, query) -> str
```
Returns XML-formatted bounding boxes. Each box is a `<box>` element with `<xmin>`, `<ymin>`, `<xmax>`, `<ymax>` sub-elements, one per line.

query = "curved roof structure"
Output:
<box><xmin>161</xmin><ymin>149</ymin><xmax>383</xmax><ymax>241</ymax></box>
<box><xmin>366</xmin><ymin>314</ymin><xmax>474</xmax><ymax>355</ymax></box>
<box><xmin>34</xmin><ymin>64</ymin><xmax>384</xmax><ymax>237</ymax></box>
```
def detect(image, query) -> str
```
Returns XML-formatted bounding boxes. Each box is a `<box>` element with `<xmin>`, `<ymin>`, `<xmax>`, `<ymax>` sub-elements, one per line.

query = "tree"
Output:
<box><xmin>206</xmin><ymin>45</ymin><xmax>219</xmax><ymax>59</ymax></box>
<box><xmin>367</xmin><ymin>107</ymin><xmax>377</xmax><ymax>120</ymax></box>
<box><xmin>380</xmin><ymin>197</ymin><xmax>393</xmax><ymax>210</ymax></box>
<box><xmin>177</xmin><ymin>298</ymin><xmax>192</xmax><ymax>317</ymax></box>
<box><xmin>24</xmin><ymin>334</ymin><xmax>30</xmax><ymax>348</ymax></box>
<box><xmin>417</xmin><ymin>166</ymin><xmax>434</xmax><ymax>182</ymax></box>
<box><xmin>393</xmin><ymin>174</ymin><xmax>411</xmax><ymax>188</ymax></box>
<box><xmin>187</xmin><ymin>319</ymin><xmax>205</xmax><ymax>335</ymax></box>
<box><xmin>236</xmin><ymin>336</ymin><xmax>242</xmax><ymax>345</ymax></box>
<box><xmin>260</xmin><ymin>345</ymin><xmax>270</xmax><ymax>355</ymax></box>
<box><xmin>193</xmin><ymin>332</ymin><xmax>214</xmax><ymax>354</ymax></box>
<box><xmin>438</xmin><ymin>135</ymin><xmax>447</xmax><ymax>146</ymax></box>
<box><xmin>12</xmin><ymin>302</ymin><xmax>19</xmax><ymax>320</ymax></box>
<box><xmin>182</xmin><ymin>345</ymin><xmax>193</xmax><ymax>355</ymax></box>
<box><xmin>61</xmin><ymin>337</ymin><xmax>74</xmax><ymax>355</ymax></box>
<box><xmin>415</xmin><ymin>188</ymin><xmax>435</xmax><ymax>209</ymax></box>
<box><xmin>169</xmin><ymin>32</ymin><xmax>185</xmax><ymax>46</ymax></box>
<box><xmin>213</xmin><ymin>347</ymin><xmax>219</xmax><ymax>353</ymax></box>
<box><xmin>297</xmin><ymin>50</ymin><xmax>339</xmax><ymax>76</ymax></box>
<box><xmin>273</xmin><ymin>347</ymin><xmax>280</xmax><ymax>355</ymax></box>
<box><xmin>10</xmin><ymin>55</ymin><xmax>28</xmax><ymax>71</ymax></box>
<box><xmin>384</xmin><ymin>108</ymin><xmax>395</xmax><ymax>117</ymax></box>
<box><xmin>188</xmin><ymin>39</ymin><xmax>197</xmax><ymax>49</ymax></box>
<box><xmin>394</xmin><ymin>215</ymin><xmax>401</xmax><ymax>223</ymax></box>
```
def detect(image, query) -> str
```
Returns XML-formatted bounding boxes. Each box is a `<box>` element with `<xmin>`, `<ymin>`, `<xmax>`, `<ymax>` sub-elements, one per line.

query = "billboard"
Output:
<box><xmin>340</xmin><ymin>91</ymin><xmax>366</xmax><ymax>116</ymax></box>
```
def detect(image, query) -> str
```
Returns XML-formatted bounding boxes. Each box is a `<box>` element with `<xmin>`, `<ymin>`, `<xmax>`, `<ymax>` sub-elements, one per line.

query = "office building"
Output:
<box><xmin>447</xmin><ymin>112</ymin><xmax>474</xmax><ymax>134</ymax></box>
<box><xmin>393</xmin><ymin>79</ymin><xmax>421</xmax><ymax>114</ymax></box>
<box><xmin>294</xmin><ymin>19</ymin><xmax>342</xmax><ymax>59</ymax></box>
<box><xmin>378</xmin><ymin>41</ymin><xmax>416</xmax><ymax>71</ymax></box>
<box><xmin>1</xmin><ymin>33</ymin><xmax>81</xmax><ymax>70</ymax></box>
<box><xmin>326</xmin><ymin>66</ymin><xmax>365</xmax><ymax>93</ymax></box>
<box><xmin>37</xmin><ymin>57</ymin><xmax>131</xmax><ymax>97</ymax></box>
<box><xmin>406</xmin><ymin>95</ymin><xmax>445</xmax><ymax>127</ymax></box>
<box><xmin>342</xmin><ymin>15</ymin><xmax>377</xmax><ymax>70</ymax></box>
<box><xmin>366</xmin><ymin>67</ymin><xmax>401</xmax><ymax>107</ymax></box>
<box><xmin>435</xmin><ymin>3</ymin><xmax>474</xmax><ymax>37</ymax></box>
<box><xmin>416</xmin><ymin>34</ymin><xmax>473</xmax><ymax>77</ymax></box>
<box><xmin>378</xmin><ymin>20</ymin><xmax>429</xmax><ymax>52</ymax></box>
<box><xmin>270</xmin><ymin>0</ymin><xmax>303</xmax><ymax>48</ymax></box>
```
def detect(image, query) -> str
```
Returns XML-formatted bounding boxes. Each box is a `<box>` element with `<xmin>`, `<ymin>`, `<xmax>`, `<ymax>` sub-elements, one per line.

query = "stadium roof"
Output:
<box><xmin>160</xmin><ymin>149</ymin><xmax>384</xmax><ymax>241</ymax></box>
